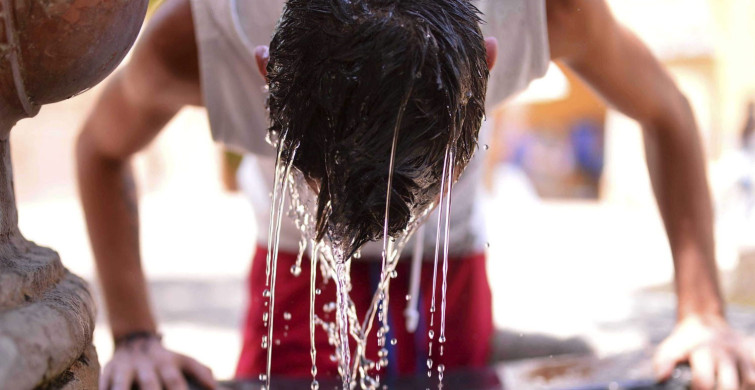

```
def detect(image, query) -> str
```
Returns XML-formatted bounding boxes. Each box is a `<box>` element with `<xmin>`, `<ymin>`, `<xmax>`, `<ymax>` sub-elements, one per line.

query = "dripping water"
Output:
<box><xmin>427</xmin><ymin>145</ymin><xmax>453</xmax><ymax>386</ymax></box>
<box><xmin>333</xmin><ymin>245</ymin><xmax>352</xmax><ymax>390</ymax></box>
<box><xmin>404</xmin><ymin>224</ymin><xmax>425</xmax><ymax>333</ymax></box>
<box><xmin>291</xmin><ymin>236</ymin><xmax>307</xmax><ymax>277</ymax></box>
<box><xmin>264</xmin><ymin>140</ymin><xmax>298</xmax><ymax>389</ymax></box>
<box><xmin>439</xmin><ymin>147</ymin><xmax>455</xmax><ymax>353</ymax></box>
<box><xmin>265</xmin><ymin>131</ymin><xmax>288</xmax><ymax>287</ymax></box>
<box><xmin>310</xmin><ymin>241</ymin><xmax>319</xmax><ymax>389</ymax></box>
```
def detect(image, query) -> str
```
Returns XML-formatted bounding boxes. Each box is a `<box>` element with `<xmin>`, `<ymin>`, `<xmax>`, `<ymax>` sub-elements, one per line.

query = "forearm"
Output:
<box><xmin>642</xmin><ymin>100</ymin><xmax>724</xmax><ymax>320</ymax></box>
<box><xmin>76</xmin><ymin>132</ymin><xmax>157</xmax><ymax>338</ymax></box>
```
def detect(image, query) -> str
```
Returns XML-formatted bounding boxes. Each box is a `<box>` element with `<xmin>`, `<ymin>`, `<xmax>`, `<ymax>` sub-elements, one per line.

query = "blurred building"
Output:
<box><xmin>486</xmin><ymin>0</ymin><xmax>755</xmax><ymax>204</ymax></box>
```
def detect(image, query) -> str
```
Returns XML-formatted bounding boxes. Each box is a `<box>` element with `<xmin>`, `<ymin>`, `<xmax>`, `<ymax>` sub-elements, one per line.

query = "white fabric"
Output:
<box><xmin>190</xmin><ymin>0</ymin><xmax>551</xmax><ymax>257</ymax></box>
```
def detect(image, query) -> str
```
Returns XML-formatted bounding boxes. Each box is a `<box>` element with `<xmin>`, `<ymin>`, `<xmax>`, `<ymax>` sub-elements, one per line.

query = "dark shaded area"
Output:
<box><xmin>490</xmin><ymin>329</ymin><xmax>593</xmax><ymax>362</ymax></box>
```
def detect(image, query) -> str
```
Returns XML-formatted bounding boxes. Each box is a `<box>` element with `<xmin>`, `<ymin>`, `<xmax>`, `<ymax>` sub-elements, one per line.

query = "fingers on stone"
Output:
<box><xmin>158</xmin><ymin>363</ymin><xmax>188</xmax><ymax>390</ymax></box>
<box><xmin>690</xmin><ymin>349</ymin><xmax>716</xmax><ymax>390</ymax></box>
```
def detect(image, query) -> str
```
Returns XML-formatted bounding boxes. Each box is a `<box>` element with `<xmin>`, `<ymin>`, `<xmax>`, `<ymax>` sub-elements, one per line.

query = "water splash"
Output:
<box><xmin>262</xmin><ymin>61</ymin><xmax>455</xmax><ymax>390</ymax></box>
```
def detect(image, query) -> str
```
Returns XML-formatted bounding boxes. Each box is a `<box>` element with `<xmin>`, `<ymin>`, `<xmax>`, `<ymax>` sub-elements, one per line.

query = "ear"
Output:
<box><xmin>484</xmin><ymin>37</ymin><xmax>498</xmax><ymax>71</ymax></box>
<box><xmin>254</xmin><ymin>45</ymin><xmax>270</xmax><ymax>81</ymax></box>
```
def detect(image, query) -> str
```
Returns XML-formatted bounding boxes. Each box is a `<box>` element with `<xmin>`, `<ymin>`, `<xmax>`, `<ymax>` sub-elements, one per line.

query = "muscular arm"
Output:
<box><xmin>547</xmin><ymin>0</ymin><xmax>721</xmax><ymax>317</ymax></box>
<box><xmin>545</xmin><ymin>2</ymin><xmax>755</xmax><ymax>387</ymax></box>
<box><xmin>76</xmin><ymin>2</ymin><xmax>213</xmax><ymax>389</ymax></box>
<box><xmin>77</xmin><ymin>0</ymin><xmax>201</xmax><ymax>340</ymax></box>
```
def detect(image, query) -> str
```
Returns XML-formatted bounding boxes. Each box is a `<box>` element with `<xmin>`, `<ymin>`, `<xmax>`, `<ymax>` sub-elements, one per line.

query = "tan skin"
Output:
<box><xmin>77</xmin><ymin>0</ymin><xmax>753</xmax><ymax>389</ymax></box>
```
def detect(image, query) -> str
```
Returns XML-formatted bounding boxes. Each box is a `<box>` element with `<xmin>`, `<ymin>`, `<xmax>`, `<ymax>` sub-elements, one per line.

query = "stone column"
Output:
<box><xmin>0</xmin><ymin>137</ymin><xmax>99</xmax><ymax>389</ymax></box>
<box><xmin>0</xmin><ymin>0</ymin><xmax>148</xmax><ymax>388</ymax></box>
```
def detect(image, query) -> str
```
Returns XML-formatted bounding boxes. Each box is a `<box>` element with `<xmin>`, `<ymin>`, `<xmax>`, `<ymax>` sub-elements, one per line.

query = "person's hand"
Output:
<box><xmin>101</xmin><ymin>335</ymin><xmax>218</xmax><ymax>390</ymax></box>
<box><xmin>654</xmin><ymin>315</ymin><xmax>755</xmax><ymax>390</ymax></box>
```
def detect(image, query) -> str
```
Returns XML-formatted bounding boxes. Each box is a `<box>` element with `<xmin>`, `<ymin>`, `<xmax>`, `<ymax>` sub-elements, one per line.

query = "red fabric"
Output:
<box><xmin>235</xmin><ymin>245</ymin><xmax>493</xmax><ymax>380</ymax></box>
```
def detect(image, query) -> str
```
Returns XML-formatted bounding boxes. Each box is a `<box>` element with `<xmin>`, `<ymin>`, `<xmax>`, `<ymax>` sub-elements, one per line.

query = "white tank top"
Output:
<box><xmin>189</xmin><ymin>0</ymin><xmax>550</xmax><ymax>258</ymax></box>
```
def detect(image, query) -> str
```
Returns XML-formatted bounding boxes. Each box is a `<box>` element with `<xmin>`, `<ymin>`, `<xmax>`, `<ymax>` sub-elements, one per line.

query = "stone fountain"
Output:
<box><xmin>0</xmin><ymin>0</ymin><xmax>147</xmax><ymax>388</ymax></box>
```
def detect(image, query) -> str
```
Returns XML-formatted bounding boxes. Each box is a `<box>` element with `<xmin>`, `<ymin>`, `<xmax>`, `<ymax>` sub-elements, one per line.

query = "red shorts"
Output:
<box><xmin>235</xmin><ymin>245</ymin><xmax>493</xmax><ymax>380</ymax></box>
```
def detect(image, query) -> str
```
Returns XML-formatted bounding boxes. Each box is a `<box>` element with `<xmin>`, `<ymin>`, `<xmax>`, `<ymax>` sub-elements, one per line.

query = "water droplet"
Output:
<box><xmin>438</xmin><ymin>364</ymin><xmax>445</xmax><ymax>373</ymax></box>
<box><xmin>389</xmin><ymin>270</ymin><xmax>398</xmax><ymax>279</ymax></box>
<box><xmin>275</xmin><ymin>339</ymin><xmax>281</xmax><ymax>346</ymax></box>
<box><xmin>259</xmin><ymin>373</ymin><xmax>267</xmax><ymax>381</ymax></box>
<box><xmin>323</xmin><ymin>302</ymin><xmax>337</xmax><ymax>313</ymax></box>
<box><xmin>378</xmin><ymin>348</ymin><xmax>388</xmax><ymax>358</ymax></box>
<box><xmin>485</xmin><ymin>242</ymin><xmax>490</xmax><ymax>248</ymax></box>
<box><xmin>484</xmin><ymin>144</ymin><xmax>489</xmax><ymax>150</ymax></box>
<box><xmin>262</xmin><ymin>312</ymin><xmax>269</xmax><ymax>322</ymax></box>
<box><xmin>315</xmin><ymin>288</ymin><xmax>322</xmax><ymax>295</ymax></box>
<box><xmin>290</xmin><ymin>265</ymin><xmax>302</xmax><ymax>277</ymax></box>
<box><xmin>427</xmin><ymin>358</ymin><xmax>433</xmax><ymax>369</ymax></box>
<box><xmin>405</xmin><ymin>294</ymin><xmax>411</xmax><ymax>301</ymax></box>
<box><xmin>310</xmin><ymin>380</ymin><xmax>319</xmax><ymax>390</ymax></box>
<box><xmin>311</xmin><ymin>365</ymin><xmax>318</xmax><ymax>376</ymax></box>
<box><xmin>390</xmin><ymin>338</ymin><xmax>398</xmax><ymax>345</ymax></box>
<box><xmin>439</xmin><ymin>335</ymin><xmax>446</xmax><ymax>344</ymax></box>
<box><xmin>283</xmin><ymin>312</ymin><xmax>292</xmax><ymax>321</ymax></box>
<box><xmin>427</xmin><ymin>371</ymin><xmax>432</xmax><ymax>378</ymax></box>
<box><xmin>262</xmin><ymin>289</ymin><xmax>271</xmax><ymax>298</ymax></box>
<box><xmin>261</xmin><ymin>336</ymin><xmax>268</xmax><ymax>349</ymax></box>
<box><xmin>428</xmin><ymin>330</ymin><xmax>435</xmax><ymax>339</ymax></box>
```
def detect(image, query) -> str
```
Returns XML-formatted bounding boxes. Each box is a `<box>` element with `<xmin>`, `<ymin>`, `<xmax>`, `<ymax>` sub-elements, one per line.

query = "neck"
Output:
<box><xmin>0</xmin><ymin>138</ymin><xmax>19</xmax><ymax>238</ymax></box>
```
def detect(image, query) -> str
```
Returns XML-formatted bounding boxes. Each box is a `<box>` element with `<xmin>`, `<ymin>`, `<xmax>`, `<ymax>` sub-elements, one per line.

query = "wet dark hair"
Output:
<box><xmin>267</xmin><ymin>0</ymin><xmax>488</xmax><ymax>257</ymax></box>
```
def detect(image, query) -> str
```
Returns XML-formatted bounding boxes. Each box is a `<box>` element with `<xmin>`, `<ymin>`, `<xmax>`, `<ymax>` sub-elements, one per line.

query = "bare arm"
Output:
<box><xmin>76</xmin><ymin>0</ymin><xmax>210</xmax><ymax>388</ymax></box>
<box><xmin>547</xmin><ymin>0</ymin><xmax>721</xmax><ymax>320</ymax></box>
<box><xmin>545</xmin><ymin>1</ymin><xmax>754</xmax><ymax>387</ymax></box>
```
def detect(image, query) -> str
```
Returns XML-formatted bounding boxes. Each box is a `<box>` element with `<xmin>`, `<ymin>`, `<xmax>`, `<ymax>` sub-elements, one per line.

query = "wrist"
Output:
<box><xmin>113</xmin><ymin>330</ymin><xmax>162</xmax><ymax>349</ymax></box>
<box><xmin>677</xmin><ymin>305</ymin><xmax>726</xmax><ymax>326</ymax></box>
<box><xmin>676</xmin><ymin>284</ymin><xmax>725</xmax><ymax>321</ymax></box>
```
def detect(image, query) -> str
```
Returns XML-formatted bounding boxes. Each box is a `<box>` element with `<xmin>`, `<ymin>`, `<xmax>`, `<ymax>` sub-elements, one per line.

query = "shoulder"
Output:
<box><xmin>545</xmin><ymin>0</ymin><xmax>614</xmax><ymax>61</ymax></box>
<box><xmin>123</xmin><ymin>0</ymin><xmax>200</xmax><ymax>107</ymax></box>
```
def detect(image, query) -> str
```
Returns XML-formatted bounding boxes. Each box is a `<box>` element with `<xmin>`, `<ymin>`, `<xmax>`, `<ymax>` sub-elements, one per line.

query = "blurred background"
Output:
<box><xmin>9</xmin><ymin>0</ymin><xmax>755</xmax><ymax>385</ymax></box>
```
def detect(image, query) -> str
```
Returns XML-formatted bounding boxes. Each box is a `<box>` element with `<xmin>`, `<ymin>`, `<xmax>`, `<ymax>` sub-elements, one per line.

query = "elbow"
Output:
<box><xmin>642</xmin><ymin>90</ymin><xmax>698</xmax><ymax>139</ymax></box>
<box><xmin>75</xmin><ymin>125</ymin><xmax>126</xmax><ymax>179</ymax></box>
<box><xmin>75</xmin><ymin>128</ymin><xmax>103</xmax><ymax>171</ymax></box>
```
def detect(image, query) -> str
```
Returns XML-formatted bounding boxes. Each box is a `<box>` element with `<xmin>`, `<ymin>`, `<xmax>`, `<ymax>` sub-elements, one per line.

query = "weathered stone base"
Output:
<box><xmin>0</xmin><ymin>263</ymin><xmax>98</xmax><ymax>390</ymax></box>
<box><xmin>37</xmin><ymin>345</ymin><xmax>99</xmax><ymax>390</ymax></box>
